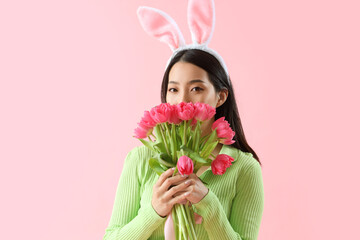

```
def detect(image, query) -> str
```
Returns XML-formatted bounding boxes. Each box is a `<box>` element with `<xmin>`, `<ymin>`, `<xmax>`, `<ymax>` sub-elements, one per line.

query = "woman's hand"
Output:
<box><xmin>173</xmin><ymin>173</ymin><xmax>209</xmax><ymax>204</ymax></box>
<box><xmin>152</xmin><ymin>168</ymin><xmax>190</xmax><ymax>217</ymax></box>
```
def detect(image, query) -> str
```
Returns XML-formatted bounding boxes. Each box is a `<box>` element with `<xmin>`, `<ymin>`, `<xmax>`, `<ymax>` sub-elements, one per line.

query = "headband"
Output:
<box><xmin>137</xmin><ymin>0</ymin><xmax>230</xmax><ymax>82</ymax></box>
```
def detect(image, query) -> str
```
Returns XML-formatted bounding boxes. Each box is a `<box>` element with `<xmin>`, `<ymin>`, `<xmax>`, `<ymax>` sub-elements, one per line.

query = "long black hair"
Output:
<box><xmin>160</xmin><ymin>49</ymin><xmax>261</xmax><ymax>166</ymax></box>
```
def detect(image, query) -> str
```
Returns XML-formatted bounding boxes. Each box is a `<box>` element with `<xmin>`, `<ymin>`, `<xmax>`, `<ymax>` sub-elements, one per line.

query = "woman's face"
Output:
<box><xmin>166</xmin><ymin>61</ymin><xmax>220</xmax><ymax>107</ymax></box>
<box><xmin>166</xmin><ymin>61</ymin><xmax>228</xmax><ymax>135</ymax></box>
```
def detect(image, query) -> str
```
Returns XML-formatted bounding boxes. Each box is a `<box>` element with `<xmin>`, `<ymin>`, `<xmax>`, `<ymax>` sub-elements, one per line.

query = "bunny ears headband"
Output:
<box><xmin>137</xmin><ymin>0</ymin><xmax>230</xmax><ymax>82</ymax></box>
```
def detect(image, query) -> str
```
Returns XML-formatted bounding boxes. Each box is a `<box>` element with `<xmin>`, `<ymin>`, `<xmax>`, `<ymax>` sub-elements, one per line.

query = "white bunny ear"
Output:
<box><xmin>137</xmin><ymin>6</ymin><xmax>186</xmax><ymax>51</ymax></box>
<box><xmin>187</xmin><ymin>0</ymin><xmax>215</xmax><ymax>46</ymax></box>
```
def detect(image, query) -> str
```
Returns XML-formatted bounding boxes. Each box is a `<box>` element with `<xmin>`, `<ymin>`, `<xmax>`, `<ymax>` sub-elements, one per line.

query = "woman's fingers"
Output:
<box><xmin>152</xmin><ymin>170</ymin><xmax>203</xmax><ymax>217</ymax></box>
<box><xmin>155</xmin><ymin>168</ymin><xmax>176</xmax><ymax>187</ymax></box>
<box><xmin>180</xmin><ymin>174</ymin><xmax>209</xmax><ymax>204</ymax></box>
<box><xmin>160</xmin><ymin>174</ymin><xmax>188</xmax><ymax>192</ymax></box>
<box><xmin>164</xmin><ymin>179</ymin><xmax>192</xmax><ymax>199</ymax></box>
<box><xmin>169</xmin><ymin>192</ymin><xmax>189</xmax><ymax>206</ymax></box>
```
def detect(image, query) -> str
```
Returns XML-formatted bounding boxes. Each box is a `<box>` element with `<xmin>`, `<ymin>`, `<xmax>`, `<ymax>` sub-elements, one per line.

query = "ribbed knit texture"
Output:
<box><xmin>103</xmin><ymin>144</ymin><xmax>264</xmax><ymax>240</ymax></box>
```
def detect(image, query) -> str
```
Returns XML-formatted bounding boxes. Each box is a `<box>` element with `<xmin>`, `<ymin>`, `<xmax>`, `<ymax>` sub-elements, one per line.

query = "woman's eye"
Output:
<box><xmin>168</xmin><ymin>88</ymin><xmax>177</xmax><ymax>92</ymax></box>
<box><xmin>191</xmin><ymin>87</ymin><xmax>203</xmax><ymax>92</ymax></box>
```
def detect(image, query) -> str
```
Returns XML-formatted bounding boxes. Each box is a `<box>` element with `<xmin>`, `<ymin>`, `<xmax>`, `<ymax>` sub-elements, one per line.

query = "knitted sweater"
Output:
<box><xmin>103</xmin><ymin>144</ymin><xmax>264</xmax><ymax>240</ymax></box>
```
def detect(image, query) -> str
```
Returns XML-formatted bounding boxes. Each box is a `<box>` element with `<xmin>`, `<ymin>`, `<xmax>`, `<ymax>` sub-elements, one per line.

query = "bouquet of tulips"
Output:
<box><xmin>134</xmin><ymin>102</ymin><xmax>235</xmax><ymax>240</ymax></box>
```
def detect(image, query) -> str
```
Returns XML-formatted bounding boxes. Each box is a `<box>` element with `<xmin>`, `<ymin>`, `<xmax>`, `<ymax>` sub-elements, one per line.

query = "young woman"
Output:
<box><xmin>103</xmin><ymin>49</ymin><xmax>264</xmax><ymax>240</ymax></box>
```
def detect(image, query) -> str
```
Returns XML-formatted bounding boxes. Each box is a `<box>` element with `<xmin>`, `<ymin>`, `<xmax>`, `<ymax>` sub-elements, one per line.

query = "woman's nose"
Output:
<box><xmin>178</xmin><ymin>92</ymin><xmax>190</xmax><ymax>103</ymax></box>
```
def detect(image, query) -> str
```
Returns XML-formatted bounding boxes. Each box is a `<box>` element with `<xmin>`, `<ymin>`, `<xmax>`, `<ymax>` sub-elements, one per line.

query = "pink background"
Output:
<box><xmin>1</xmin><ymin>0</ymin><xmax>359</xmax><ymax>239</ymax></box>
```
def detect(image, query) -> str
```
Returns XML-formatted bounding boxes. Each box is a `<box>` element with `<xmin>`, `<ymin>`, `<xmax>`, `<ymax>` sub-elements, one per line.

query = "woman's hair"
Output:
<box><xmin>161</xmin><ymin>49</ymin><xmax>261</xmax><ymax>166</ymax></box>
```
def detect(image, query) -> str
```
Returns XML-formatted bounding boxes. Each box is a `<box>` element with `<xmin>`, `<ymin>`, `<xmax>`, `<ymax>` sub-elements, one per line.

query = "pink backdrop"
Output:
<box><xmin>1</xmin><ymin>0</ymin><xmax>359</xmax><ymax>239</ymax></box>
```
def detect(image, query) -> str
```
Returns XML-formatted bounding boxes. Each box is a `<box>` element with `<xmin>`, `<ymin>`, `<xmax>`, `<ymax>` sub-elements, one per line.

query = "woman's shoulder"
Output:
<box><xmin>122</xmin><ymin>145</ymin><xmax>156</xmax><ymax>180</ymax></box>
<box><xmin>128</xmin><ymin>145</ymin><xmax>153</xmax><ymax>156</ymax></box>
<box><xmin>125</xmin><ymin>145</ymin><xmax>154</xmax><ymax>164</ymax></box>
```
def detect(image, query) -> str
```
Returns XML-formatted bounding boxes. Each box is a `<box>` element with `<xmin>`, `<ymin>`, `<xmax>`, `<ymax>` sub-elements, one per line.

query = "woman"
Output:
<box><xmin>103</xmin><ymin>49</ymin><xmax>264</xmax><ymax>240</ymax></box>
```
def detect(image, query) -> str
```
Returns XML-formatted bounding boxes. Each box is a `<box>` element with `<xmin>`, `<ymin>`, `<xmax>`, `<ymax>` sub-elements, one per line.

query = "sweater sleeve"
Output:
<box><xmin>192</xmin><ymin>161</ymin><xmax>264</xmax><ymax>240</ymax></box>
<box><xmin>103</xmin><ymin>147</ymin><xmax>167</xmax><ymax>240</ymax></box>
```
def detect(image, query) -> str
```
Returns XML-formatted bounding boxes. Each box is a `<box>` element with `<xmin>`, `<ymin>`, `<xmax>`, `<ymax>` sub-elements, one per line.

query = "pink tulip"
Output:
<box><xmin>193</xmin><ymin>102</ymin><xmax>216</xmax><ymax>121</ymax></box>
<box><xmin>176</xmin><ymin>102</ymin><xmax>195</xmax><ymax>121</ymax></box>
<box><xmin>212</xmin><ymin>117</ymin><xmax>235</xmax><ymax>145</ymax></box>
<box><xmin>168</xmin><ymin>104</ymin><xmax>182</xmax><ymax>124</ymax></box>
<box><xmin>177</xmin><ymin>155</ymin><xmax>194</xmax><ymax>176</ymax></box>
<box><xmin>211</xmin><ymin>154</ymin><xmax>234</xmax><ymax>175</ymax></box>
<box><xmin>140</xmin><ymin>110</ymin><xmax>157</xmax><ymax>128</ymax></box>
<box><xmin>133</xmin><ymin>122</ymin><xmax>152</xmax><ymax>139</ymax></box>
<box><xmin>150</xmin><ymin>103</ymin><xmax>173</xmax><ymax>124</ymax></box>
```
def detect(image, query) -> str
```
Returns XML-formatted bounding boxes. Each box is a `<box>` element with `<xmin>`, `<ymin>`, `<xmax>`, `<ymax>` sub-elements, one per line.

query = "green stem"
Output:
<box><xmin>184</xmin><ymin>203</ymin><xmax>197</xmax><ymax>239</ymax></box>
<box><xmin>199</xmin><ymin>135</ymin><xmax>210</xmax><ymax>149</ymax></box>
<box><xmin>165</xmin><ymin>123</ymin><xmax>176</xmax><ymax>162</ymax></box>
<box><xmin>176</xmin><ymin>204</ymin><xmax>187</xmax><ymax>239</ymax></box>
<box><xmin>172</xmin><ymin>207</ymin><xmax>179</xmax><ymax>240</ymax></box>
<box><xmin>159</xmin><ymin>124</ymin><xmax>171</xmax><ymax>156</ymax></box>
<box><xmin>183</xmin><ymin>120</ymin><xmax>188</xmax><ymax>146</ymax></box>
<box><xmin>164</xmin><ymin>123</ymin><xmax>172</xmax><ymax>141</ymax></box>
<box><xmin>194</xmin><ymin>121</ymin><xmax>202</xmax><ymax>152</ymax></box>
<box><xmin>179</xmin><ymin>204</ymin><xmax>192</xmax><ymax>239</ymax></box>
<box><xmin>151</xmin><ymin>132</ymin><xmax>156</xmax><ymax>140</ymax></box>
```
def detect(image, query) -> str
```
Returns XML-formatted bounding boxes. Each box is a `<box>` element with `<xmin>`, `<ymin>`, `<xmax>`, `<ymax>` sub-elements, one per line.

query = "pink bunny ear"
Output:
<box><xmin>187</xmin><ymin>0</ymin><xmax>215</xmax><ymax>45</ymax></box>
<box><xmin>137</xmin><ymin>6</ymin><xmax>186</xmax><ymax>51</ymax></box>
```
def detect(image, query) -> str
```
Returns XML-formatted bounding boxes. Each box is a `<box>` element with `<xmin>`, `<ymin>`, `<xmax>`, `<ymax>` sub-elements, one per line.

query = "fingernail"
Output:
<box><xmin>185</xmin><ymin>180</ymin><xmax>190</xmax><ymax>184</ymax></box>
<box><xmin>181</xmin><ymin>174</ymin><xmax>188</xmax><ymax>178</ymax></box>
<box><xmin>171</xmin><ymin>167</ymin><xmax>175</xmax><ymax>170</ymax></box>
<box><xmin>184</xmin><ymin>192</ymin><xmax>190</xmax><ymax>196</ymax></box>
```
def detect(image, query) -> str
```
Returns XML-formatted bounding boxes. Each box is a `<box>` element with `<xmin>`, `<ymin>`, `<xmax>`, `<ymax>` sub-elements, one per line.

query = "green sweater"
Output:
<box><xmin>103</xmin><ymin>144</ymin><xmax>264</xmax><ymax>240</ymax></box>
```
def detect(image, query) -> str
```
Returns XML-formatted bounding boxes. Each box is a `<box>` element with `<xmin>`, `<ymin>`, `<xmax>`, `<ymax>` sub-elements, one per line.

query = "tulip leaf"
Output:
<box><xmin>187</xmin><ymin>135</ymin><xmax>194</xmax><ymax>149</ymax></box>
<box><xmin>158</xmin><ymin>153</ymin><xmax>174</xmax><ymax>167</ymax></box>
<box><xmin>180</xmin><ymin>145</ymin><xmax>208</xmax><ymax>164</ymax></box>
<box><xmin>153</xmin><ymin>125</ymin><xmax>166</xmax><ymax>145</ymax></box>
<box><xmin>200</xmin><ymin>141</ymin><xmax>218</xmax><ymax>159</ymax></box>
<box><xmin>206</xmin><ymin>130</ymin><xmax>217</xmax><ymax>145</ymax></box>
<box><xmin>199</xmin><ymin>130</ymin><xmax>217</xmax><ymax>151</ymax></box>
<box><xmin>159</xmin><ymin>152</ymin><xmax>172</xmax><ymax>162</ymax></box>
<box><xmin>148</xmin><ymin>158</ymin><xmax>165</xmax><ymax>175</ymax></box>
<box><xmin>154</xmin><ymin>142</ymin><xmax>166</xmax><ymax>153</ymax></box>
<box><xmin>138</xmin><ymin>139</ymin><xmax>155</xmax><ymax>152</ymax></box>
<box><xmin>194</xmin><ymin>125</ymin><xmax>201</xmax><ymax>152</ymax></box>
<box><xmin>178</xmin><ymin>122</ymin><xmax>184</xmax><ymax>143</ymax></box>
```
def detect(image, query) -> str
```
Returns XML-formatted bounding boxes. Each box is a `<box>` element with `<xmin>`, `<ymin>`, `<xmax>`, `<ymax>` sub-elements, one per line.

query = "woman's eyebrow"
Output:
<box><xmin>168</xmin><ymin>81</ymin><xmax>179</xmax><ymax>84</ymax></box>
<box><xmin>188</xmin><ymin>79</ymin><xmax>205</xmax><ymax>84</ymax></box>
<box><xmin>168</xmin><ymin>79</ymin><xmax>205</xmax><ymax>85</ymax></box>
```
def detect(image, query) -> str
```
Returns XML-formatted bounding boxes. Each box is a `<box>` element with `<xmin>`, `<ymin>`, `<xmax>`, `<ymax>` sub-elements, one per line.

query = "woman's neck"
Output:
<box><xmin>199</xmin><ymin>118</ymin><xmax>214</xmax><ymax>138</ymax></box>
